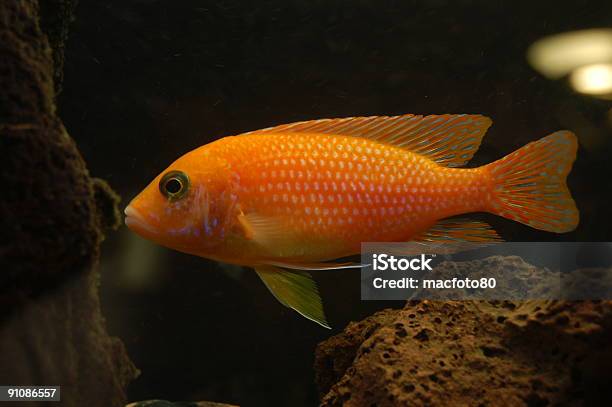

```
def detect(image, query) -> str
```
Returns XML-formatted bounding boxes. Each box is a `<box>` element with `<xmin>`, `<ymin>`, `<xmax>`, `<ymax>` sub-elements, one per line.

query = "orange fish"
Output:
<box><xmin>125</xmin><ymin>114</ymin><xmax>579</xmax><ymax>327</ymax></box>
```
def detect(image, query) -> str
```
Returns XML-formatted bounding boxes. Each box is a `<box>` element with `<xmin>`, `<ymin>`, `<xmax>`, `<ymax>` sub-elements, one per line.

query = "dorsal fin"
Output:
<box><xmin>248</xmin><ymin>114</ymin><xmax>492</xmax><ymax>167</ymax></box>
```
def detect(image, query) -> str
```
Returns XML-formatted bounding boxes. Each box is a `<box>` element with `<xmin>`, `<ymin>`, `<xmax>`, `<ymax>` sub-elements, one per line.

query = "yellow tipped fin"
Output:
<box><xmin>246</xmin><ymin>114</ymin><xmax>492</xmax><ymax>167</ymax></box>
<box><xmin>255</xmin><ymin>265</ymin><xmax>331</xmax><ymax>329</ymax></box>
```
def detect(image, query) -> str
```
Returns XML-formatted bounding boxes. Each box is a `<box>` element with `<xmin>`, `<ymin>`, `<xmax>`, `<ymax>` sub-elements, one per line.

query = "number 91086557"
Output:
<box><xmin>0</xmin><ymin>386</ymin><xmax>60</xmax><ymax>401</ymax></box>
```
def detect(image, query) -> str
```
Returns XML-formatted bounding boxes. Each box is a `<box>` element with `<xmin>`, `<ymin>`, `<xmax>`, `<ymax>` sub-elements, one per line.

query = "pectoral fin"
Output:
<box><xmin>255</xmin><ymin>265</ymin><xmax>331</xmax><ymax>329</ymax></box>
<box><xmin>238</xmin><ymin>211</ymin><xmax>300</xmax><ymax>256</ymax></box>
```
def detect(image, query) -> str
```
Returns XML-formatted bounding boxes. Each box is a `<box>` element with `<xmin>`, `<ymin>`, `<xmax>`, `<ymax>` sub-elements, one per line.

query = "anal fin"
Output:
<box><xmin>385</xmin><ymin>218</ymin><xmax>502</xmax><ymax>256</ymax></box>
<box><xmin>415</xmin><ymin>218</ymin><xmax>502</xmax><ymax>243</ymax></box>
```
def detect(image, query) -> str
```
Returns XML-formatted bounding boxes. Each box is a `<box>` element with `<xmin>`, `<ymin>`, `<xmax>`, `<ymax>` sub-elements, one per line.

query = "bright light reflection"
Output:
<box><xmin>527</xmin><ymin>29</ymin><xmax>612</xmax><ymax>79</ymax></box>
<box><xmin>570</xmin><ymin>64</ymin><xmax>612</xmax><ymax>95</ymax></box>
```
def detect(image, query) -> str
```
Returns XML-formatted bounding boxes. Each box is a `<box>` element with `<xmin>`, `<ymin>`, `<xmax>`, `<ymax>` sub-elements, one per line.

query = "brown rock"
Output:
<box><xmin>316</xmin><ymin>289</ymin><xmax>612</xmax><ymax>405</ymax></box>
<box><xmin>0</xmin><ymin>1</ymin><xmax>138</xmax><ymax>406</ymax></box>
<box><xmin>126</xmin><ymin>401</ymin><xmax>239</xmax><ymax>407</ymax></box>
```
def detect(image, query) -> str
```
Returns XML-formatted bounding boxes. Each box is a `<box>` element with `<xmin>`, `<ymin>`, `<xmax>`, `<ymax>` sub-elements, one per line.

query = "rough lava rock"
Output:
<box><xmin>125</xmin><ymin>401</ymin><xmax>239</xmax><ymax>407</ymax></box>
<box><xmin>315</xmin><ymin>257</ymin><xmax>612</xmax><ymax>406</ymax></box>
<box><xmin>409</xmin><ymin>255</ymin><xmax>612</xmax><ymax>301</ymax></box>
<box><xmin>0</xmin><ymin>1</ymin><xmax>138</xmax><ymax>405</ymax></box>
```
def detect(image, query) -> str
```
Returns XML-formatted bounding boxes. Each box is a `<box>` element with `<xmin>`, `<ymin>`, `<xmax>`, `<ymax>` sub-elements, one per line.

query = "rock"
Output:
<box><xmin>126</xmin><ymin>400</ymin><xmax>238</xmax><ymax>407</ymax></box>
<box><xmin>315</xmin><ymin>258</ymin><xmax>612</xmax><ymax>406</ymax></box>
<box><xmin>0</xmin><ymin>1</ymin><xmax>138</xmax><ymax>406</ymax></box>
<box><xmin>409</xmin><ymin>255</ymin><xmax>612</xmax><ymax>301</ymax></box>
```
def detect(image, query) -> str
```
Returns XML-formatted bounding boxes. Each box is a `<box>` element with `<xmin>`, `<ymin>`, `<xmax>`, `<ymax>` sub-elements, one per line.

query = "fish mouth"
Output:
<box><xmin>124</xmin><ymin>205</ymin><xmax>157</xmax><ymax>235</ymax></box>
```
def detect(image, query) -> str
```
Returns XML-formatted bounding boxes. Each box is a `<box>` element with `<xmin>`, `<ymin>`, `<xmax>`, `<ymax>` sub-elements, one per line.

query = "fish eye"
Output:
<box><xmin>159</xmin><ymin>170</ymin><xmax>189</xmax><ymax>200</ymax></box>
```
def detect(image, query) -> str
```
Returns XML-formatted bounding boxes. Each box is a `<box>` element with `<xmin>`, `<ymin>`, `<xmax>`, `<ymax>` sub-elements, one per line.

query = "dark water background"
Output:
<box><xmin>59</xmin><ymin>1</ymin><xmax>612</xmax><ymax>405</ymax></box>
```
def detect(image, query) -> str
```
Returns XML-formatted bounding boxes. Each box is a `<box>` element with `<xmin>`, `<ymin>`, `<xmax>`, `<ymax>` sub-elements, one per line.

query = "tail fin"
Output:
<box><xmin>485</xmin><ymin>131</ymin><xmax>579</xmax><ymax>233</ymax></box>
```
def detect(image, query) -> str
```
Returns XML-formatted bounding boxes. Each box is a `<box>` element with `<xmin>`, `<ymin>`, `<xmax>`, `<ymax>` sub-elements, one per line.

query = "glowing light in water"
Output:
<box><xmin>527</xmin><ymin>29</ymin><xmax>612</xmax><ymax>78</ymax></box>
<box><xmin>527</xmin><ymin>29</ymin><xmax>612</xmax><ymax>98</ymax></box>
<box><xmin>570</xmin><ymin>64</ymin><xmax>612</xmax><ymax>96</ymax></box>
